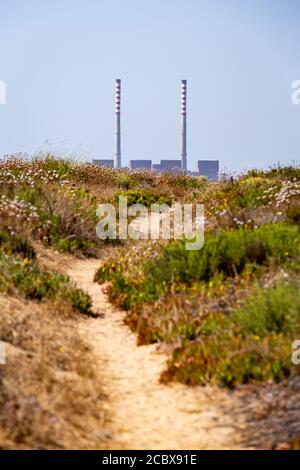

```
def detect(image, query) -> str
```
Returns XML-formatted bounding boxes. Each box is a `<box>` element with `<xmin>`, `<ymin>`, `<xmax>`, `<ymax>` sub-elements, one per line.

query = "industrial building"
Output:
<box><xmin>130</xmin><ymin>160</ymin><xmax>152</xmax><ymax>170</ymax></box>
<box><xmin>198</xmin><ymin>160</ymin><xmax>219</xmax><ymax>180</ymax></box>
<box><xmin>152</xmin><ymin>164</ymin><xmax>163</xmax><ymax>172</ymax></box>
<box><xmin>93</xmin><ymin>159</ymin><xmax>114</xmax><ymax>168</ymax></box>
<box><xmin>159</xmin><ymin>160</ymin><xmax>182</xmax><ymax>172</ymax></box>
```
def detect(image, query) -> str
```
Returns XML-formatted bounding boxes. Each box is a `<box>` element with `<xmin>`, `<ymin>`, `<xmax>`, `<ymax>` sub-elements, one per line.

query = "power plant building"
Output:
<box><xmin>152</xmin><ymin>163</ymin><xmax>162</xmax><ymax>171</ymax></box>
<box><xmin>198</xmin><ymin>160</ymin><xmax>219</xmax><ymax>180</ymax></box>
<box><xmin>160</xmin><ymin>160</ymin><xmax>182</xmax><ymax>172</ymax></box>
<box><xmin>93</xmin><ymin>159</ymin><xmax>114</xmax><ymax>168</ymax></box>
<box><xmin>130</xmin><ymin>160</ymin><xmax>152</xmax><ymax>170</ymax></box>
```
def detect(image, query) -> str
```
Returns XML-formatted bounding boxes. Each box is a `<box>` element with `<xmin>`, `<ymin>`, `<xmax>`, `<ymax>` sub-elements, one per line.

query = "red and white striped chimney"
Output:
<box><xmin>114</xmin><ymin>79</ymin><xmax>121</xmax><ymax>168</ymax></box>
<box><xmin>180</xmin><ymin>79</ymin><xmax>187</xmax><ymax>171</ymax></box>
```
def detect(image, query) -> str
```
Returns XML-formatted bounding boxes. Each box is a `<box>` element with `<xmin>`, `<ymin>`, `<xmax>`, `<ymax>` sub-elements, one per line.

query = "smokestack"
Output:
<box><xmin>114</xmin><ymin>79</ymin><xmax>121</xmax><ymax>168</ymax></box>
<box><xmin>180</xmin><ymin>79</ymin><xmax>187</xmax><ymax>171</ymax></box>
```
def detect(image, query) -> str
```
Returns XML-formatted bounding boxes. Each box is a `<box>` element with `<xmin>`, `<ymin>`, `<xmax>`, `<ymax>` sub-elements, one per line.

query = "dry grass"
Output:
<box><xmin>0</xmin><ymin>294</ymin><xmax>111</xmax><ymax>449</ymax></box>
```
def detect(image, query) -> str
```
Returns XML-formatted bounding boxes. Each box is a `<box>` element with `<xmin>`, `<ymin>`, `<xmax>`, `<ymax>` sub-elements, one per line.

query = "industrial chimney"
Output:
<box><xmin>114</xmin><ymin>79</ymin><xmax>121</xmax><ymax>168</ymax></box>
<box><xmin>180</xmin><ymin>79</ymin><xmax>187</xmax><ymax>171</ymax></box>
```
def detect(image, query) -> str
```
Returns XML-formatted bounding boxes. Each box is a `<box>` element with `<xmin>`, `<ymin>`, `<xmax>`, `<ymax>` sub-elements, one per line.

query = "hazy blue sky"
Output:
<box><xmin>0</xmin><ymin>0</ymin><xmax>299</xmax><ymax>171</ymax></box>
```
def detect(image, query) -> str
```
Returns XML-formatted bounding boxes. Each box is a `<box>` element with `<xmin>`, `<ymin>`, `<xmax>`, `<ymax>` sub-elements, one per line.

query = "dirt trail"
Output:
<box><xmin>67</xmin><ymin>259</ymin><xmax>250</xmax><ymax>450</ymax></box>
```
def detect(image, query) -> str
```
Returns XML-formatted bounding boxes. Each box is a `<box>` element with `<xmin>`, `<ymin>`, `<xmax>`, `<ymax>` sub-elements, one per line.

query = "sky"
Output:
<box><xmin>0</xmin><ymin>0</ymin><xmax>299</xmax><ymax>172</ymax></box>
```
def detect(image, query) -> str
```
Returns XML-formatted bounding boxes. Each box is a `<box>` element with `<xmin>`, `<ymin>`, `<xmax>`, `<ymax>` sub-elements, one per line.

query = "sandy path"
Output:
<box><xmin>67</xmin><ymin>259</ymin><xmax>249</xmax><ymax>450</ymax></box>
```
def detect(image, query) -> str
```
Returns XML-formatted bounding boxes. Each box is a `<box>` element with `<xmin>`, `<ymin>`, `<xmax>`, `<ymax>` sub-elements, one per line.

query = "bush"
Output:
<box><xmin>235</xmin><ymin>281</ymin><xmax>300</xmax><ymax>337</ymax></box>
<box><xmin>0</xmin><ymin>253</ymin><xmax>91</xmax><ymax>313</ymax></box>
<box><xmin>244</xmin><ymin>165</ymin><xmax>300</xmax><ymax>181</ymax></box>
<box><xmin>145</xmin><ymin>223</ymin><xmax>300</xmax><ymax>287</ymax></box>
<box><xmin>0</xmin><ymin>230</ymin><xmax>36</xmax><ymax>259</ymax></box>
<box><xmin>116</xmin><ymin>174</ymin><xmax>137</xmax><ymax>189</ymax></box>
<box><xmin>96</xmin><ymin>222</ymin><xmax>300</xmax><ymax>387</ymax></box>
<box><xmin>287</xmin><ymin>204</ymin><xmax>300</xmax><ymax>225</ymax></box>
<box><xmin>0</xmin><ymin>156</ymin><xmax>108</xmax><ymax>255</ymax></box>
<box><xmin>115</xmin><ymin>188</ymin><xmax>172</xmax><ymax>208</ymax></box>
<box><xmin>96</xmin><ymin>223</ymin><xmax>300</xmax><ymax>312</ymax></box>
<box><xmin>161</xmin><ymin>280</ymin><xmax>299</xmax><ymax>387</ymax></box>
<box><xmin>235</xmin><ymin>177</ymin><xmax>273</xmax><ymax>208</ymax></box>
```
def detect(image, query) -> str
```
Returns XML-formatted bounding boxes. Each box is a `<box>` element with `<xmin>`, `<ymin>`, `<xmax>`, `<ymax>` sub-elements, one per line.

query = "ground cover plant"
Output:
<box><xmin>0</xmin><ymin>154</ymin><xmax>207</xmax><ymax>255</ymax></box>
<box><xmin>96</xmin><ymin>165</ymin><xmax>300</xmax><ymax>388</ymax></box>
<box><xmin>0</xmin><ymin>229</ymin><xmax>91</xmax><ymax>313</ymax></box>
<box><xmin>1</xmin><ymin>154</ymin><xmax>300</xmax><ymax>448</ymax></box>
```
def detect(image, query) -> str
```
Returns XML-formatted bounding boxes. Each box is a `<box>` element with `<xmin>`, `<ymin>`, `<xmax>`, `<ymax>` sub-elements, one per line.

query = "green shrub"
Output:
<box><xmin>0</xmin><ymin>230</ymin><xmax>36</xmax><ymax>259</ymax></box>
<box><xmin>244</xmin><ymin>165</ymin><xmax>300</xmax><ymax>181</ymax></box>
<box><xmin>235</xmin><ymin>177</ymin><xmax>273</xmax><ymax>208</ymax></box>
<box><xmin>116</xmin><ymin>174</ymin><xmax>137</xmax><ymax>189</ymax></box>
<box><xmin>0</xmin><ymin>253</ymin><xmax>91</xmax><ymax>313</ymax></box>
<box><xmin>161</xmin><ymin>282</ymin><xmax>297</xmax><ymax>387</ymax></box>
<box><xmin>115</xmin><ymin>189</ymin><xmax>172</xmax><ymax>208</ymax></box>
<box><xmin>96</xmin><ymin>223</ymin><xmax>300</xmax><ymax>312</ymax></box>
<box><xmin>0</xmin><ymin>162</ymin><xmax>102</xmax><ymax>255</ymax></box>
<box><xmin>54</xmin><ymin>237</ymin><xmax>97</xmax><ymax>254</ymax></box>
<box><xmin>235</xmin><ymin>281</ymin><xmax>300</xmax><ymax>337</ymax></box>
<box><xmin>145</xmin><ymin>223</ymin><xmax>300</xmax><ymax>288</ymax></box>
<box><xmin>0</xmin><ymin>231</ymin><xmax>9</xmax><ymax>244</ymax></box>
<box><xmin>139</xmin><ymin>223</ymin><xmax>299</xmax><ymax>305</ymax></box>
<box><xmin>287</xmin><ymin>204</ymin><xmax>300</xmax><ymax>225</ymax></box>
<box><xmin>33</xmin><ymin>154</ymin><xmax>73</xmax><ymax>177</ymax></box>
<box><xmin>67</xmin><ymin>288</ymin><xmax>92</xmax><ymax>313</ymax></box>
<box><xmin>172</xmin><ymin>175</ymin><xmax>206</xmax><ymax>189</ymax></box>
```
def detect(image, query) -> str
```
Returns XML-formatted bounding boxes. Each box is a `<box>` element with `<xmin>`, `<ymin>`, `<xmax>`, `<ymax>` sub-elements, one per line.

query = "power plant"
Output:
<box><xmin>198</xmin><ymin>160</ymin><xmax>219</xmax><ymax>181</ymax></box>
<box><xmin>92</xmin><ymin>79</ymin><xmax>219</xmax><ymax>180</ymax></box>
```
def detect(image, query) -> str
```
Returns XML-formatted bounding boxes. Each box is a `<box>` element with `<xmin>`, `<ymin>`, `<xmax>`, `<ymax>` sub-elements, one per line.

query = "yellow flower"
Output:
<box><xmin>22</xmin><ymin>258</ymin><xmax>30</xmax><ymax>265</ymax></box>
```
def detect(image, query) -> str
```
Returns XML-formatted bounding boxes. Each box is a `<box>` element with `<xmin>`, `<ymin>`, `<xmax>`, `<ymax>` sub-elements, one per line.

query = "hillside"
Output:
<box><xmin>0</xmin><ymin>155</ymin><xmax>300</xmax><ymax>449</ymax></box>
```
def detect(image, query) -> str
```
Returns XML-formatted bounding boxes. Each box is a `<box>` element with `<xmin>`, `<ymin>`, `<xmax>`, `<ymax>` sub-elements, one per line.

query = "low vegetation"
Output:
<box><xmin>0</xmin><ymin>229</ymin><xmax>91</xmax><ymax>313</ymax></box>
<box><xmin>96</xmin><ymin>165</ymin><xmax>300</xmax><ymax>390</ymax></box>
<box><xmin>1</xmin><ymin>154</ymin><xmax>300</xmax><ymax>448</ymax></box>
<box><xmin>0</xmin><ymin>294</ymin><xmax>108</xmax><ymax>449</ymax></box>
<box><xmin>0</xmin><ymin>155</ymin><xmax>206</xmax><ymax>256</ymax></box>
<box><xmin>0</xmin><ymin>155</ymin><xmax>110</xmax><ymax>448</ymax></box>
